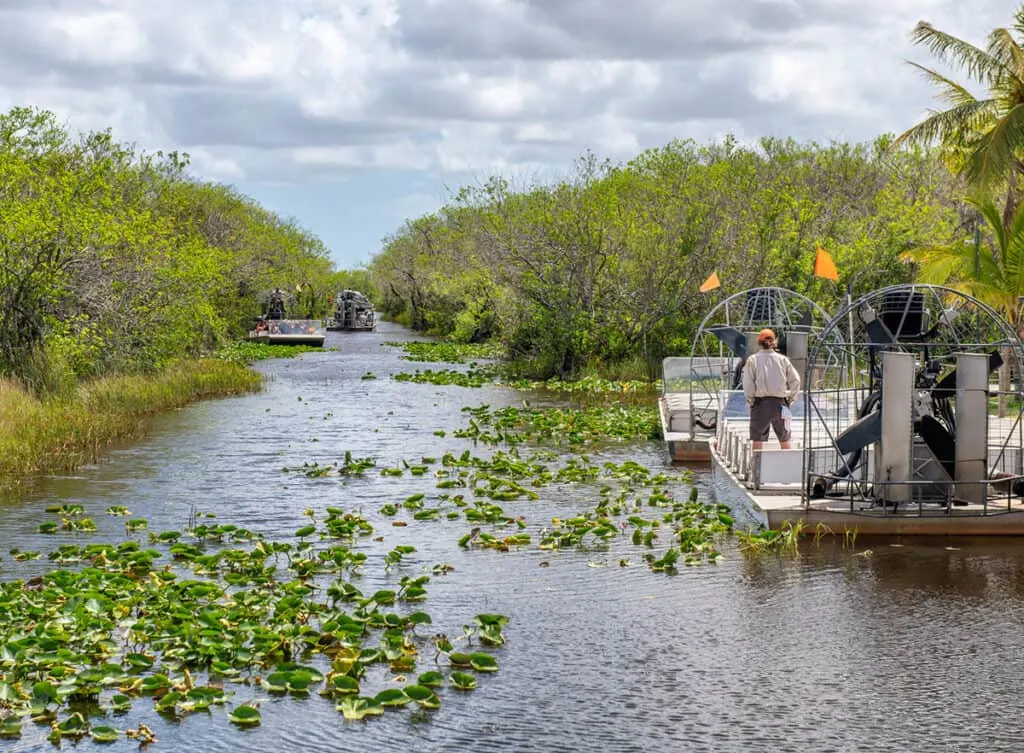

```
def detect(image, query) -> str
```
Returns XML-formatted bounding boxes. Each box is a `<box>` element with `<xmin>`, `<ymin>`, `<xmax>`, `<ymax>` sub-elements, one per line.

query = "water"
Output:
<box><xmin>3</xmin><ymin>321</ymin><xmax>1024</xmax><ymax>752</ymax></box>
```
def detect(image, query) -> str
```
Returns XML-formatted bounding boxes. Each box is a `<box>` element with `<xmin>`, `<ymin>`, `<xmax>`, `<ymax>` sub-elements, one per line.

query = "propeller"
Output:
<box><xmin>930</xmin><ymin>351</ymin><xmax>1002</xmax><ymax>399</ymax></box>
<box><xmin>707</xmin><ymin>325</ymin><xmax>747</xmax><ymax>359</ymax></box>
<box><xmin>835</xmin><ymin>410</ymin><xmax>882</xmax><ymax>455</ymax></box>
<box><xmin>829</xmin><ymin>350</ymin><xmax>1003</xmax><ymax>480</ymax></box>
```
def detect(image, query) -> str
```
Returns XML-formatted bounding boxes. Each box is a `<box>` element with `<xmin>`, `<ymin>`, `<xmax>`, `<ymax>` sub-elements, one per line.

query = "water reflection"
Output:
<box><xmin>2</xmin><ymin>322</ymin><xmax>1024</xmax><ymax>752</ymax></box>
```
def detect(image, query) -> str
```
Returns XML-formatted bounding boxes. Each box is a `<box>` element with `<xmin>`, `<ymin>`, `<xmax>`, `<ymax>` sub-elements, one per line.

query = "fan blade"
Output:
<box><xmin>865</xmin><ymin>317</ymin><xmax>896</xmax><ymax>347</ymax></box>
<box><xmin>707</xmin><ymin>326</ymin><xmax>747</xmax><ymax>358</ymax></box>
<box><xmin>835</xmin><ymin>410</ymin><xmax>882</xmax><ymax>455</ymax></box>
<box><xmin>918</xmin><ymin>415</ymin><xmax>955</xmax><ymax>479</ymax></box>
<box><xmin>931</xmin><ymin>351</ymin><xmax>1003</xmax><ymax>398</ymax></box>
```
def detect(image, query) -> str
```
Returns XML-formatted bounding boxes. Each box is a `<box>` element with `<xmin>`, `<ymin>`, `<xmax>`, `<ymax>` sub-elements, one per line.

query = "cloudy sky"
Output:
<box><xmin>0</xmin><ymin>1</ymin><xmax>1012</xmax><ymax>268</ymax></box>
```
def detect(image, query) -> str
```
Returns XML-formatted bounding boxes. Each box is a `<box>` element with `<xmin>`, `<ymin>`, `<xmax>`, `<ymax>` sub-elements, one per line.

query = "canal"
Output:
<box><xmin>2</xmin><ymin>321</ymin><xmax>1022</xmax><ymax>752</ymax></box>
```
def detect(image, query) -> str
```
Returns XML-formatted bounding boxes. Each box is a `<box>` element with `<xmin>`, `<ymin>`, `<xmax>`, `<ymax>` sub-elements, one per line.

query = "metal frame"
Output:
<box><xmin>801</xmin><ymin>283</ymin><xmax>1024</xmax><ymax>514</ymax></box>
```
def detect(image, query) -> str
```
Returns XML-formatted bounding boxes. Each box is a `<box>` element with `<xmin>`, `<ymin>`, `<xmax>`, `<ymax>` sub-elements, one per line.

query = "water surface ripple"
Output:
<box><xmin>2</xmin><ymin>322</ymin><xmax>1024</xmax><ymax>752</ymax></box>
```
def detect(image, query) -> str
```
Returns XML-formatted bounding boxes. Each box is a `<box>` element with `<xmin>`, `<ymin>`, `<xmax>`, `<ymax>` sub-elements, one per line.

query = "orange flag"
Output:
<box><xmin>813</xmin><ymin>246</ymin><xmax>839</xmax><ymax>281</ymax></box>
<box><xmin>699</xmin><ymin>271</ymin><xmax>721</xmax><ymax>293</ymax></box>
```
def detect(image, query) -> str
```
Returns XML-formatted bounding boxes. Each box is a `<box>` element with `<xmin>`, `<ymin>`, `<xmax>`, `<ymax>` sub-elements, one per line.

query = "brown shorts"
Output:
<box><xmin>750</xmin><ymin>396</ymin><xmax>790</xmax><ymax>442</ymax></box>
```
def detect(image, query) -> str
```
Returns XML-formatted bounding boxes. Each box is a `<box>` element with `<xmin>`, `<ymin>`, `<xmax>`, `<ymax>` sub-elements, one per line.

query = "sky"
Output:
<box><xmin>0</xmin><ymin>1</ymin><xmax>1014</xmax><ymax>270</ymax></box>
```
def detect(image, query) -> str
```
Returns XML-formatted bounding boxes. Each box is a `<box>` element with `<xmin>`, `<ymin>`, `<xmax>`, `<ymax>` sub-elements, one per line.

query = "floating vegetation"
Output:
<box><xmin>215</xmin><ymin>341</ymin><xmax>326</xmax><ymax>364</ymax></box>
<box><xmin>383</xmin><ymin>341</ymin><xmax>504</xmax><ymax>363</ymax></box>
<box><xmin>282</xmin><ymin>451</ymin><xmax>377</xmax><ymax>478</ymax></box>
<box><xmin>503</xmin><ymin>375</ymin><xmax>661</xmax><ymax>395</ymax></box>
<box><xmin>393</xmin><ymin>366</ymin><xmax>499</xmax><ymax>388</ymax></box>
<box><xmin>455</xmin><ymin>404</ymin><xmax>662</xmax><ymax>446</ymax></box>
<box><xmin>0</xmin><ymin>512</ymin><xmax>507</xmax><ymax>745</ymax></box>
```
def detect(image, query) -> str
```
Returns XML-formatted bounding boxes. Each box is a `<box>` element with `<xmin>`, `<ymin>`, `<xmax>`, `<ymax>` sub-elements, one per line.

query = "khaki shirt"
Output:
<box><xmin>742</xmin><ymin>349</ymin><xmax>800</xmax><ymax>406</ymax></box>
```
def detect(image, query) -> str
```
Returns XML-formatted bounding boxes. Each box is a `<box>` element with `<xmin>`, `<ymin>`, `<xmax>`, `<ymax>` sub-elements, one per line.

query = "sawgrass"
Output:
<box><xmin>0</xmin><ymin>359</ymin><xmax>261</xmax><ymax>487</ymax></box>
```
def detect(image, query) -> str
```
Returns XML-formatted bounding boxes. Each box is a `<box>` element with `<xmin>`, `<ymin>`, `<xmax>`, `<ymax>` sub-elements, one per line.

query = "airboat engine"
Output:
<box><xmin>805</xmin><ymin>284</ymin><xmax>1024</xmax><ymax>508</ymax></box>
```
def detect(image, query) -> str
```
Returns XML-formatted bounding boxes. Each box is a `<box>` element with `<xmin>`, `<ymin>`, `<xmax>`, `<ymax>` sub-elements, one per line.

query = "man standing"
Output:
<box><xmin>742</xmin><ymin>329</ymin><xmax>801</xmax><ymax>450</ymax></box>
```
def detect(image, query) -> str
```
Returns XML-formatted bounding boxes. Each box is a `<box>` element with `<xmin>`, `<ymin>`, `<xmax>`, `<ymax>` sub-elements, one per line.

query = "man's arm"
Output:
<box><xmin>786</xmin><ymin>358</ymin><xmax>801</xmax><ymax>405</ymax></box>
<box><xmin>742</xmin><ymin>356</ymin><xmax>756</xmax><ymax>406</ymax></box>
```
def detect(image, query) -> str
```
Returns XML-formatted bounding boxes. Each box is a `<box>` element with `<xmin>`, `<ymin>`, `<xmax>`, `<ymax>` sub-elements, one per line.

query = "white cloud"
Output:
<box><xmin>1</xmin><ymin>0</ymin><xmax>1014</xmax><ymax>178</ymax></box>
<box><xmin>0</xmin><ymin>0</ymin><xmax>1016</xmax><ymax>262</ymax></box>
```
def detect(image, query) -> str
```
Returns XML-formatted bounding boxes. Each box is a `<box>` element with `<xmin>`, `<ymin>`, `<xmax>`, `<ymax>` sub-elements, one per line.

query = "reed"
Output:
<box><xmin>0</xmin><ymin>359</ymin><xmax>261</xmax><ymax>486</ymax></box>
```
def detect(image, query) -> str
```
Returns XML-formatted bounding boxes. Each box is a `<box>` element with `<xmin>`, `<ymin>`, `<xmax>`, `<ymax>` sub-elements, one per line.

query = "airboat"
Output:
<box><xmin>661</xmin><ymin>284</ymin><xmax>1024</xmax><ymax>535</ymax></box>
<box><xmin>246</xmin><ymin>289</ymin><xmax>326</xmax><ymax>347</ymax></box>
<box><xmin>326</xmin><ymin>290</ymin><xmax>376</xmax><ymax>332</ymax></box>
<box><xmin>246</xmin><ymin>319</ymin><xmax>326</xmax><ymax>347</ymax></box>
<box><xmin>660</xmin><ymin>287</ymin><xmax>832</xmax><ymax>463</ymax></box>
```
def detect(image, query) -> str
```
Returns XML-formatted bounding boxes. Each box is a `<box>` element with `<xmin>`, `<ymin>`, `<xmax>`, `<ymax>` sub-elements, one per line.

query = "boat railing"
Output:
<box><xmin>261</xmin><ymin>319</ymin><xmax>325</xmax><ymax>336</ymax></box>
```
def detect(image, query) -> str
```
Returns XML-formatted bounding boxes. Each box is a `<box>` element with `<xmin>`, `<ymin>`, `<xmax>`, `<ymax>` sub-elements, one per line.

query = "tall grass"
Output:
<box><xmin>0</xmin><ymin>359</ymin><xmax>262</xmax><ymax>486</ymax></box>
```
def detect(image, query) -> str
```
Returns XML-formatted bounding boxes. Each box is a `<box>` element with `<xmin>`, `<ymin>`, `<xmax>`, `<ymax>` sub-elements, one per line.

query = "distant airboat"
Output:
<box><xmin>246</xmin><ymin>287</ymin><xmax>326</xmax><ymax>347</ymax></box>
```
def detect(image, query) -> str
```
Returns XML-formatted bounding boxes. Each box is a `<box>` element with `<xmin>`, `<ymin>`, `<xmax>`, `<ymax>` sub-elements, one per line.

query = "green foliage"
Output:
<box><xmin>370</xmin><ymin>138</ymin><xmax>961</xmax><ymax>379</ymax></box>
<box><xmin>0</xmin><ymin>106</ymin><xmax>337</xmax><ymax>392</ymax></box>
<box><xmin>895</xmin><ymin>6</ymin><xmax>1024</xmax><ymax>222</ymax></box>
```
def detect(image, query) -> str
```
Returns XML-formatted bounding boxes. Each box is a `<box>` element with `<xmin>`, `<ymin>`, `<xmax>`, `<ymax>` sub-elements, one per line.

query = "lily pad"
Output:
<box><xmin>403</xmin><ymin>684</ymin><xmax>440</xmax><ymax>709</ymax></box>
<box><xmin>228</xmin><ymin>704</ymin><xmax>261</xmax><ymax>726</ymax></box>
<box><xmin>373</xmin><ymin>688</ymin><xmax>411</xmax><ymax>707</ymax></box>
<box><xmin>91</xmin><ymin>725</ymin><xmax>120</xmax><ymax>743</ymax></box>
<box><xmin>336</xmin><ymin>696</ymin><xmax>384</xmax><ymax>720</ymax></box>
<box><xmin>417</xmin><ymin>671</ymin><xmax>443</xmax><ymax>687</ymax></box>
<box><xmin>469</xmin><ymin>652</ymin><xmax>499</xmax><ymax>672</ymax></box>
<box><xmin>449</xmin><ymin>671</ymin><xmax>477</xmax><ymax>690</ymax></box>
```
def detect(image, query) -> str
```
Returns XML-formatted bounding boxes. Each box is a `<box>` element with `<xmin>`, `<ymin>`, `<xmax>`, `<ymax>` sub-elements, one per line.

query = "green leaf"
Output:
<box><xmin>373</xmin><ymin>688</ymin><xmax>411</xmax><ymax>707</ymax></box>
<box><xmin>402</xmin><ymin>684</ymin><xmax>440</xmax><ymax>709</ymax></box>
<box><xmin>469</xmin><ymin>652</ymin><xmax>499</xmax><ymax>672</ymax></box>
<box><xmin>449</xmin><ymin>671</ymin><xmax>477</xmax><ymax>690</ymax></box>
<box><xmin>228</xmin><ymin>704</ymin><xmax>261</xmax><ymax>726</ymax></box>
<box><xmin>91</xmin><ymin>725</ymin><xmax>120</xmax><ymax>743</ymax></box>
<box><xmin>336</xmin><ymin>696</ymin><xmax>384</xmax><ymax>720</ymax></box>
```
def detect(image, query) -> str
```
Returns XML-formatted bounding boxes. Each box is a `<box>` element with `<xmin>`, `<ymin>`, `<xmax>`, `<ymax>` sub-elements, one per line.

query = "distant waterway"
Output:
<box><xmin>2</xmin><ymin>321</ymin><xmax>1023</xmax><ymax>752</ymax></box>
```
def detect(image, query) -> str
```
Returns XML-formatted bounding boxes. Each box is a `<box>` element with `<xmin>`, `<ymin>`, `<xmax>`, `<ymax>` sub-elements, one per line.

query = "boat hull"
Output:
<box><xmin>325</xmin><ymin>323</ymin><xmax>375</xmax><ymax>332</ymax></box>
<box><xmin>247</xmin><ymin>333</ymin><xmax>325</xmax><ymax>347</ymax></box>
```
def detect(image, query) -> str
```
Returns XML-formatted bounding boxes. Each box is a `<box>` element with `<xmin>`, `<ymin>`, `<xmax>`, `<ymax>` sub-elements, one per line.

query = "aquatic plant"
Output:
<box><xmin>455</xmin><ymin>404</ymin><xmax>662</xmax><ymax>447</ymax></box>
<box><xmin>214</xmin><ymin>341</ymin><xmax>326</xmax><ymax>364</ymax></box>
<box><xmin>503</xmin><ymin>375</ymin><xmax>661</xmax><ymax>395</ymax></box>
<box><xmin>393</xmin><ymin>367</ymin><xmax>499</xmax><ymax>388</ymax></box>
<box><xmin>383</xmin><ymin>341</ymin><xmax>504</xmax><ymax>363</ymax></box>
<box><xmin>736</xmin><ymin>520</ymin><xmax>806</xmax><ymax>555</ymax></box>
<box><xmin>0</xmin><ymin>512</ymin><xmax>508</xmax><ymax>745</ymax></box>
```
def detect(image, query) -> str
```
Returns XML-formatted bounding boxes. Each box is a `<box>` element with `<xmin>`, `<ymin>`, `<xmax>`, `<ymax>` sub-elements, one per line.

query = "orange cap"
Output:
<box><xmin>758</xmin><ymin>328</ymin><xmax>776</xmax><ymax>344</ymax></box>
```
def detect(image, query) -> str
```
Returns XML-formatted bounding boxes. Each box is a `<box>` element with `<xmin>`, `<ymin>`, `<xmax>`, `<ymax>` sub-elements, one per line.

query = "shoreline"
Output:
<box><xmin>0</xmin><ymin>358</ymin><xmax>263</xmax><ymax>489</ymax></box>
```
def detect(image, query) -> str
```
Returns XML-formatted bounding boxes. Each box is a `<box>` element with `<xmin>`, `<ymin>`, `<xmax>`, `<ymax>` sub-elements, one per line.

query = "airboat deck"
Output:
<box><xmin>663</xmin><ymin>285</ymin><xmax>1024</xmax><ymax>536</ymax></box>
<box><xmin>708</xmin><ymin>398</ymin><xmax>1024</xmax><ymax>536</ymax></box>
<box><xmin>247</xmin><ymin>319</ymin><xmax>326</xmax><ymax>347</ymax></box>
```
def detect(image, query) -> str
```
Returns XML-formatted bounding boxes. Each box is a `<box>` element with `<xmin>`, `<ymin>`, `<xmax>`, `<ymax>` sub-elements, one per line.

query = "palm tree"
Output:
<box><xmin>894</xmin><ymin>7</ymin><xmax>1024</xmax><ymax>229</ymax></box>
<box><xmin>903</xmin><ymin>196</ymin><xmax>1024</xmax><ymax>414</ymax></box>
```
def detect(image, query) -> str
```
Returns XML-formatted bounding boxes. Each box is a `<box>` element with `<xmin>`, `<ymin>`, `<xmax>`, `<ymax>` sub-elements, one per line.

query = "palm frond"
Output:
<box><xmin>1003</xmin><ymin>199</ymin><xmax>1024</xmax><ymax>279</ymax></box>
<box><xmin>1013</xmin><ymin>8</ymin><xmax>1024</xmax><ymax>42</ymax></box>
<box><xmin>906</xmin><ymin>61</ymin><xmax>980</xmax><ymax>107</ymax></box>
<box><xmin>902</xmin><ymin>243</ymin><xmax>971</xmax><ymax>285</ymax></box>
<box><xmin>893</xmin><ymin>99</ymin><xmax>998</xmax><ymax>148</ymax></box>
<box><xmin>969</xmin><ymin>195</ymin><xmax>1007</xmax><ymax>251</ymax></box>
<box><xmin>964</xmin><ymin>103</ymin><xmax>1024</xmax><ymax>189</ymax></box>
<box><xmin>987</xmin><ymin>28</ymin><xmax>1024</xmax><ymax>84</ymax></box>
<box><xmin>911</xmin><ymin>22</ymin><xmax>1014</xmax><ymax>86</ymax></box>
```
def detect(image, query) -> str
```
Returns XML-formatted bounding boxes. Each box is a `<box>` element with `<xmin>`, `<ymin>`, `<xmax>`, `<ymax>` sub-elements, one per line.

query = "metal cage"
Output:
<box><xmin>802</xmin><ymin>284</ymin><xmax>1024</xmax><ymax>513</ymax></box>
